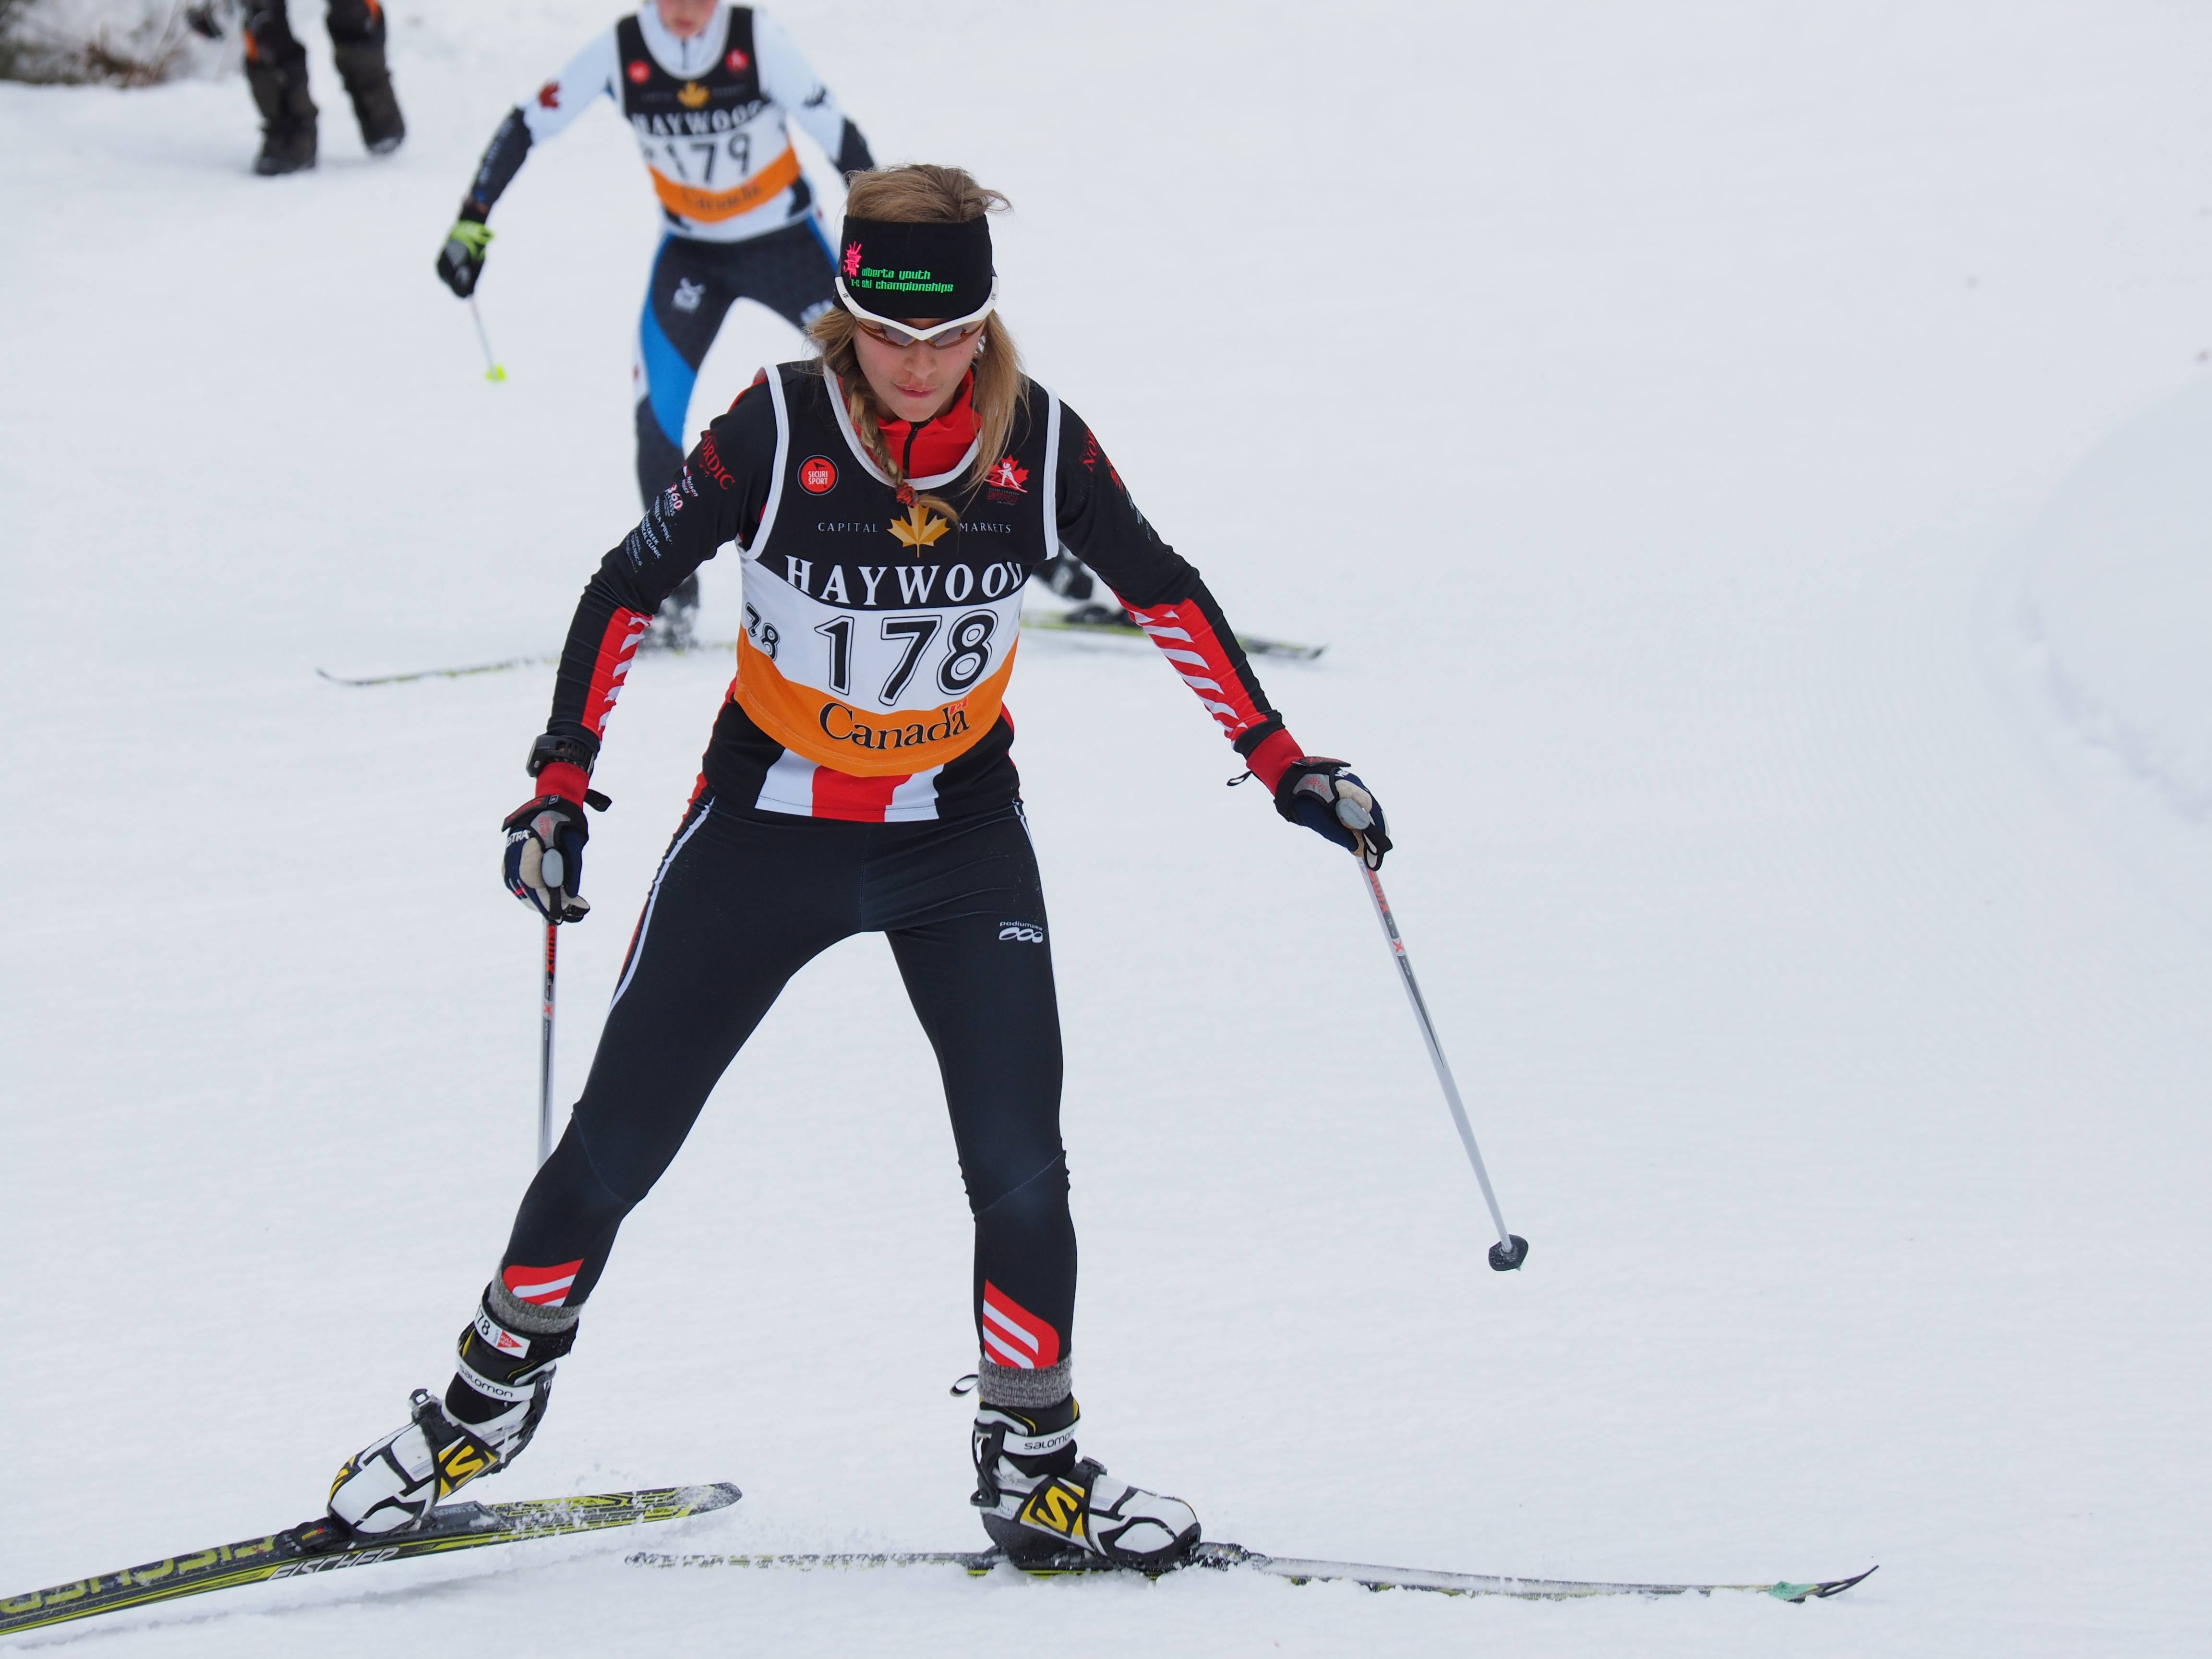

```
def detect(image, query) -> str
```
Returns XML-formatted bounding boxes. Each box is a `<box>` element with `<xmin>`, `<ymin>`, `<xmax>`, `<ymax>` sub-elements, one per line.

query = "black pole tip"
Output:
<box><xmin>1489</xmin><ymin>1235</ymin><xmax>1529</xmax><ymax>1272</ymax></box>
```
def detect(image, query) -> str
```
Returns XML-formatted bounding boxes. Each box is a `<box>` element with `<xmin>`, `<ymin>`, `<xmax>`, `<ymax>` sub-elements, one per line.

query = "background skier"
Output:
<box><xmin>435</xmin><ymin>0</ymin><xmax>876</xmax><ymax>646</ymax></box>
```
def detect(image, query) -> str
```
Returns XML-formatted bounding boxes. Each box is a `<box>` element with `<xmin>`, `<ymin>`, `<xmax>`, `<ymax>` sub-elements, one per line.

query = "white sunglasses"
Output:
<box><xmin>836</xmin><ymin>276</ymin><xmax>998</xmax><ymax>349</ymax></box>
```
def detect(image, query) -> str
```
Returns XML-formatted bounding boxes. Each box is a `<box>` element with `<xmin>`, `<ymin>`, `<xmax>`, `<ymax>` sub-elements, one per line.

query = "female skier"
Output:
<box><xmin>436</xmin><ymin>0</ymin><xmax>877</xmax><ymax>644</ymax></box>
<box><xmin>331</xmin><ymin>165</ymin><xmax>1391</xmax><ymax>1569</ymax></box>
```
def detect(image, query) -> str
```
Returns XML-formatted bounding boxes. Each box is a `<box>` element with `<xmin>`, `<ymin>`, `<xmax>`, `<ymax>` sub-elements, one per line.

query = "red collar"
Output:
<box><xmin>876</xmin><ymin>373</ymin><xmax>979</xmax><ymax>480</ymax></box>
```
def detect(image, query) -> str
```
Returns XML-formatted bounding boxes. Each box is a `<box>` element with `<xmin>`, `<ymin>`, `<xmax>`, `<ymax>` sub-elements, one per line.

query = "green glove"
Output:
<box><xmin>437</xmin><ymin>217</ymin><xmax>494</xmax><ymax>298</ymax></box>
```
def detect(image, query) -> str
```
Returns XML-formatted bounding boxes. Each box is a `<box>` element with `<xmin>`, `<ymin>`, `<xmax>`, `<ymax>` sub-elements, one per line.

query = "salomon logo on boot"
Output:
<box><xmin>970</xmin><ymin>1398</ymin><xmax>1200</xmax><ymax>1569</ymax></box>
<box><xmin>1018</xmin><ymin>1472</ymin><xmax>1090</xmax><ymax>1542</ymax></box>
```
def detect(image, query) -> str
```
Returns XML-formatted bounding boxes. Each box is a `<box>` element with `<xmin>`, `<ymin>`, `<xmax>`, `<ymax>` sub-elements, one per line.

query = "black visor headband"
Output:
<box><xmin>836</xmin><ymin>215</ymin><xmax>996</xmax><ymax>327</ymax></box>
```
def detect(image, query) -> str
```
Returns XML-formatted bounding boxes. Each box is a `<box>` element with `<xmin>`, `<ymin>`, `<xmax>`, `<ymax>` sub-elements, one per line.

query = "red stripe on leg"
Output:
<box><xmin>981</xmin><ymin>1281</ymin><xmax>1061</xmax><ymax>1369</ymax></box>
<box><xmin>502</xmin><ymin>1260</ymin><xmax>585</xmax><ymax>1307</ymax></box>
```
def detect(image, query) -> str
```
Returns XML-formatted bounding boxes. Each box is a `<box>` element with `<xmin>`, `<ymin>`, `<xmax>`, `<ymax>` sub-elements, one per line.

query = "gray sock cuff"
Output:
<box><xmin>977</xmin><ymin>1356</ymin><xmax>1071</xmax><ymax>1409</ymax></box>
<box><xmin>485</xmin><ymin>1277</ymin><xmax>582</xmax><ymax>1335</ymax></box>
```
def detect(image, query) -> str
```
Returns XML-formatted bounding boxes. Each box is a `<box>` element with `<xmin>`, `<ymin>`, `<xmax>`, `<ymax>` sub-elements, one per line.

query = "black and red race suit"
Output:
<box><xmin>540</xmin><ymin>362</ymin><xmax>1304</xmax><ymax>819</ymax></box>
<box><xmin>497</xmin><ymin>366</ymin><xmax>1307</xmax><ymax>1385</ymax></box>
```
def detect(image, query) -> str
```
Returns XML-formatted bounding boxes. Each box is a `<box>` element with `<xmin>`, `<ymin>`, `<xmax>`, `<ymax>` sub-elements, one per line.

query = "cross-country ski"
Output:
<box><xmin>315</xmin><ymin>607</ymin><xmax>1320</xmax><ymax>687</ymax></box>
<box><xmin>314</xmin><ymin>641</ymin><xmax>733</xmax><ymax>687</ymax></box>
<box><xmin>629</xmin><ymin>1543</ymin><xmax>1877</xmax><ymax>1604</ymax></box>
<box><xmin>1022</xmin><ymin>605</ymin><xmax>1326</xmax><ymax>661</ymax></box>
<box><xmin>0</xmin><ymin>1485</ymin><xmax>740</xmax><ymax>1639</ymax></box>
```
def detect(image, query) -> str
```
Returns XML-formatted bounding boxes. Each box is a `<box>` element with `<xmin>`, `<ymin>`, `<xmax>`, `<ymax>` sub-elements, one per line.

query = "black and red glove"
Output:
<box><xmin>1274</xmin><ymin>757</ymin><xmax>1391</xmax><ymax>869</ymax></box>
<box><xmin>502</xmin><ymin>737</ymin><xmax>608</xmax><ymax>924</ymax></box>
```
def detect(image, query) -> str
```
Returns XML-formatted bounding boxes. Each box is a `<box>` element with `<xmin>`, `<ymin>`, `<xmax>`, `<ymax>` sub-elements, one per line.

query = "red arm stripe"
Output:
<box><xmin>584</xmin><ymin>608</ymin><xmax>653</xmax><ymax>737</ymax></box>
<box><xmin>1122</xmin><ymin>598</ymin><xmax>1301</xmax><ymax>786</ymax></box>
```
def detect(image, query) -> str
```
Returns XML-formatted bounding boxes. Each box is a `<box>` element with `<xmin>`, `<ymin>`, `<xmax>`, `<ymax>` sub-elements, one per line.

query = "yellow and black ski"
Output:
<box><xmin>0</xmin><ymin>1482</ymin><xmax>740</xmax><ymax>1637</ymax></box>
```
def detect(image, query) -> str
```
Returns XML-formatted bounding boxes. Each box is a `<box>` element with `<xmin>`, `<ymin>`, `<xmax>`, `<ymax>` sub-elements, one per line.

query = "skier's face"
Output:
<box><xmin>851</xmin><ymin>321</ymin><xmax>985</xmax><ymax>424</ymax></box>
<box><xmin>655</xmin><ymin>0</ymin><xmax>718</xmax><ymax>38</ymax></box>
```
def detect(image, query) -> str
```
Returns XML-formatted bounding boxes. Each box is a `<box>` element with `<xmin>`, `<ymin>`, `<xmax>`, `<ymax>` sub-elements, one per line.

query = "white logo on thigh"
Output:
<box><xmin>998</xmin><ymin>922</ymin><xmax>1044</xmax><ymax>944</ymax></box>
<box><xmin>673</xmin><ymin>278</ymin><xmax>705</xmax><ymax>313</ymax></box>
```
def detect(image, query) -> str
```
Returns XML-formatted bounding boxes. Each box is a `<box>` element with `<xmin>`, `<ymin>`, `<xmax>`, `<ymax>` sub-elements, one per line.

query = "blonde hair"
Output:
<box><xmin>807</xmin><ymin>164</ymin><xmax>1025</xmax><ymax>524</ymax></box>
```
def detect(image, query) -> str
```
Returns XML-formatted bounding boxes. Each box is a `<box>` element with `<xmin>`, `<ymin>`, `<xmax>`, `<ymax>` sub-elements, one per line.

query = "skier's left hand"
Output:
<box><xmin>1274</xmin><ymin>757</ymin><xmax>1391</xmax><ymax>869</ymax></box>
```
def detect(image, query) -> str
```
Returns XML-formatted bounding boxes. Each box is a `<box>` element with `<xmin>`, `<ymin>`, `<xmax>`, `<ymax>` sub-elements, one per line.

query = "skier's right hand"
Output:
<box><xmin>503</xmin><ymin>791</ymin><xmax>591</xmax><ymax>924</ymax></box>
<box><xmin>437</xmin><ymin>214</ymin><xmax>493</xmax><ymax>298</ymax></box>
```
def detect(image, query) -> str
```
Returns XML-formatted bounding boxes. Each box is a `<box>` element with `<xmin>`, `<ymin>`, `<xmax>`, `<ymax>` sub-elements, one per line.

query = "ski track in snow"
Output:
<box><xmin>6</xmin><ymin>2</ymin><xmax>2212</xmax><ymax>1654</ymax></box>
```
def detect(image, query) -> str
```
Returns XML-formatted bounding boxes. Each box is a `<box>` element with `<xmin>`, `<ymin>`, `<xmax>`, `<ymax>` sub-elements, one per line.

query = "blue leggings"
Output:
<box><xmin>633</xmin><ymin>218</ymin><xmax>837</xmax><ymax>507</ymax></box>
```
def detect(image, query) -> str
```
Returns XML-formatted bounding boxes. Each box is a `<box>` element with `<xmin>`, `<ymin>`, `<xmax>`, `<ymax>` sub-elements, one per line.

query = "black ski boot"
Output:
<box><xmin>971</xmin><ymin>1395</ymin><xmax>1200</xmax><ymax>1569</ymax></box>
<box><xmin>327</xmin><ymin>1285</ymin><xmax>577</xmax><ymax>1535</ymax></box>
<box><xmin>1038</xmin><ymin>549</ymin><xmax>1095</xmax><ymax>602</ymax></box>
<box><xmin>646</xmin><ymin>574</ymin><xmax>701</xmax><ymax>650</ymax></box>
<box><xmin>333</xmin><ymin>39</ymin><xmax>405</xmax><ymax>156</ymax></box>
<box><xmin>246</xmin><ymin>55</ymin><xmax>316</xmax><ymax>176</ymax></box>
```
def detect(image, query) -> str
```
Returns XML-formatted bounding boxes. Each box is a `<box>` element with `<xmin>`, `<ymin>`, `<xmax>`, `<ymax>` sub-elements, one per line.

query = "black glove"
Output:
<box><xmin>1275</xmin><ymin>757</ymin><xmax>1391</xmax><ymax>869</ymax></box>
<box><xmin>437</xmin><ymin>211</ymin><xmax>493</xmax><ymax>298</ymax></box>
<box><xmin>834</xmin><ymin>119</ymin><xmax>875</xmax><ymax>178</ymax></box>
<box><xmin>503</xmin><ymin>794</ymin><xmax>594</xmax><ymax>923</ymax></box>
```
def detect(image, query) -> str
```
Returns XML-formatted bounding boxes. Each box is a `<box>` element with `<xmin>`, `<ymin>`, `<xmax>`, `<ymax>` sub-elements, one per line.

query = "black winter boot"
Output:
<box><xmin>246</xmin><ymin>56</ymin><xmax>317</xmax><ymax>175</ymax></box>
<box><xmin>645</xmin><ymin>574</ymin><xmax>701</xmax><ymax>650</ymax></box>
<box><xmin>332</xmin><ymin>39</ymin><xmax>405</xmax><ymax>156</ymax></box>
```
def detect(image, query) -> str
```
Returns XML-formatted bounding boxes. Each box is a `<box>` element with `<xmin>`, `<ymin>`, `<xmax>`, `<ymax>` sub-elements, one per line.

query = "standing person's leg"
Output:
<box><xmin>329</xmin><ymin>801</ymin><xmax>864</xmax><ymax>1534</ymax></box>
<box><xmin>240</xmin><ymin>3</ymin><xmax>316</xmax><ymax>175</ymax></box>
<box><xmin>325</xmin><ymin>0</ymin><xmax>404</xmax><ymax>155</ymax></box>
<box><xmin>635</xmin><ymin>237</ymin><xmax>744</xmax><ymax>505</ymax></box>
<box><xmin>880</xmin><ymin>806</ymin><xmax>1199</xmax><ymax>1567</ymax></box>
<box><xmin>634</xmin><ymin>238</ymin><xmax>743</xmax><ymax>645</ymax></box>
<box><xmin>731</xmin><ymin>216</ymin><xmax>842</xmax><ymax>335</ymax></box>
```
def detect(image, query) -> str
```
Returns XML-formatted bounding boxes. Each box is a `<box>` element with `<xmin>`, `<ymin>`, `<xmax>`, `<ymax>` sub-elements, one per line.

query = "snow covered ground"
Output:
<box><xmin>5</xmin><ymin>2</ymin><xmax>2212</xmax><ymax>1653</ymax></box>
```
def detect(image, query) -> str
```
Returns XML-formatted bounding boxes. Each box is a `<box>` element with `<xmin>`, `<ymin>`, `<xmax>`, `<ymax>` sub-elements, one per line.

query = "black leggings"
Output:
<box><xmin>240</xmin><ymin>0</ymin><xmax>384</xmax><ymax>64</ymax></box>
<box><xmin>501</xmin><ymin>797</ymin><xmax>1077</xmax><ymax>1368</ymax></box>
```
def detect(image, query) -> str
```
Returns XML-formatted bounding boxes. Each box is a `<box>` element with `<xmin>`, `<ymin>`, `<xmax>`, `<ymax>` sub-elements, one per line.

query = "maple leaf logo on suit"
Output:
<box><xmin>889</xmin><ymin>505</ymin><xmax>950</xmax><ymax>555</ymax></box>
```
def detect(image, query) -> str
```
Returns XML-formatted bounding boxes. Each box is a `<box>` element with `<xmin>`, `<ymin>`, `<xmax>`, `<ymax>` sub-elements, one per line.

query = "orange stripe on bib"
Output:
<box><xmin>649</xmin><ymin>145</ymin><xmax>802</xmax><ymax>224</ymax></box>
<box><xmin>732</xmin><ymin>630</ymin><xmax>1017</xmax><ymax>777</ymax></box>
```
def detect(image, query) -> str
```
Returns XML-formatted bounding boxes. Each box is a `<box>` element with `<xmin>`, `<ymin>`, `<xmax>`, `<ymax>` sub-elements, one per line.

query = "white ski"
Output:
<box><xmin>627</xmin><ymin>1542</ymin><xmax>1875</xmax><ymax>1602</ymax></box>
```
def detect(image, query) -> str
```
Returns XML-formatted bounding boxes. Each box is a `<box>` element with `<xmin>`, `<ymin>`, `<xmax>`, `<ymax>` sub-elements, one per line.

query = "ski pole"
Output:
<box><xmin>469</xmin><ymin>296</ymin><xmax>507</xmax><ymax>382</ymax></box>
<box><xmin>1359</xmin><ymin>864</ymin><xmax>1528</xmax><ymax>1271</ymax></box>
<box><xmin>537</xmin><ymin>920</ymin><xmax>557</xmax><ymax>1167</ymax></box>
